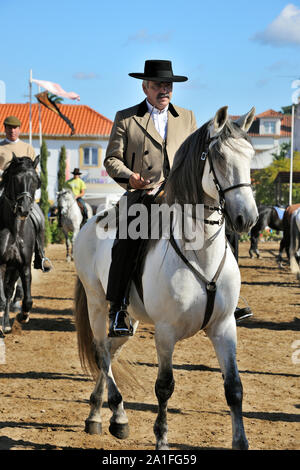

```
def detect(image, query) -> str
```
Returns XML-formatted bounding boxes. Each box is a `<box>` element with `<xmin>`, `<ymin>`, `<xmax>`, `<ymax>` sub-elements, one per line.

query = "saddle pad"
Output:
<box><xmin>274</xmin><ymin>206</ymin><xmax>285</xmax><ymax>220</ymax></box>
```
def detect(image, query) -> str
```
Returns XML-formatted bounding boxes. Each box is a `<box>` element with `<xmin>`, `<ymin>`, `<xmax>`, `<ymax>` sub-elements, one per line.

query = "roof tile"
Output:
<box><xmin>0</xmin><ymin>103</ymin><xmax>113</xmax><ymax>137</ymax></box>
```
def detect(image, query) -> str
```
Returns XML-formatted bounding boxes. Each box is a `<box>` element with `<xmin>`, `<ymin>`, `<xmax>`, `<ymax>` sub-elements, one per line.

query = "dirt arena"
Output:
<box><xmin>0</xmin><ymin>241</ymin><xmax>299</xmax><ymax>451</ymax></box>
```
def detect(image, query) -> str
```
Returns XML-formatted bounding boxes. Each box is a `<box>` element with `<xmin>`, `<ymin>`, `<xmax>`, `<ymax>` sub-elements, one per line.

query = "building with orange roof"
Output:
<box><xmin>0</xmin><ymin>103</ymin><xmax>123</xmax><ymax>204</ymax></box>
<box><xmin>231</xmin><ymin>109</ymin><xmax>292</xmax><ymax>170</ymax></box>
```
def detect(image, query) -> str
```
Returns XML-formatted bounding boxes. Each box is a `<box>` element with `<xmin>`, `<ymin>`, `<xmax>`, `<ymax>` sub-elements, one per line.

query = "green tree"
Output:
<box><xmin>58</xmin><ymin>145</ymin><xmax>67</xmax><ymax>191</ymax></box>
<box><xmin>281</xmin><ymin>105</ymin><xmax>292</xmax><ymax>115</ymax></box>
<box><xmin>252</xmin><ymin>151</ymin><xmax>300</xmax><ymax>205</ymax></box>
<box><xmin>271</xmin><ymin>142</ymin><xmax>290</xmax><ymax>161</ymax></box>
<box><xmin>54</xmin><ymin>145</ymin><xmax>67</xmax><ymax>244</ymax></box>
<box><xmin>39</xmin><ymin>139</ymin><xmax>51</xmax><ymax>245</ymax></box>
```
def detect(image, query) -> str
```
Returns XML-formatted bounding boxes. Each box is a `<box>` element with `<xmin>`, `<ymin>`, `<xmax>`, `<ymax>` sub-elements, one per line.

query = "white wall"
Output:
<box><xmin>29</xmin><ymin>137</ymin><xmax>111</xmax><ymax>203</ymax></box>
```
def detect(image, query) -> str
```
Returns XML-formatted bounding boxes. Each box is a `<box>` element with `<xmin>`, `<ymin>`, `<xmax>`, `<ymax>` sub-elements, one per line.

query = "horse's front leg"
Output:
<box><xmin>249</xmin><ymin>232</ymin><xmax>259</xmax><ymax>258</ymax></box>
<box><xmin>16</xmin><ymin>265</ymin><xmax>33</xmax><ymax>324</ymax></box>
<box><xmin>64</xmin><ymin>233</ymin><xmax>71</xmax><ymax>262</ymax></box>
<box><xmin>153</xmin><ymin>326</ymin><xmax>175</xmax><ymax>450</ymax></box>
<box><xmin>208</xmin><ymin>321</ymin><xmax>248</xmax><ymax>450</ymax></box>
<box><xmin>2</xmin><ymin>268</ymin><xmax>19</xmax><ymax>333</ymax></box>
<box><xmin>71</xmin><ymin>230</ymin><xmax>79</xmax><ymax>261</ymax></box>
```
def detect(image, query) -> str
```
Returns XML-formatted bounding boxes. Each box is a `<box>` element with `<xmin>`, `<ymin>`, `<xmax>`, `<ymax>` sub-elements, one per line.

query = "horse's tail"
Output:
<box><xmin>74</xmin><ymin>277</ymin><xmax>99</xmax><ymax>378</ymax></box>
<box><xmin>289</xmin><ymin>214</ymin><xmax>300</xmax><ymax>275</ymax></box>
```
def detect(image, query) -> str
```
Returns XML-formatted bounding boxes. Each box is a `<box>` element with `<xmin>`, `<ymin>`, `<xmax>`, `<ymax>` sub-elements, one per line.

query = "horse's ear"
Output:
<box><xmin>212</xmin><ymin>106</ymin><xmax>228</xmax><ymax>134</ymax></box>
<box><xmin>234</xmin><ymin>107</ymin><xmax>256</xmax><ymax>132</ymax></box>
<box><xmin>33</xmin><ymin>155</ymin><xmax>40</xmax><ymax>169</ymax></box>
<box><xmin>12</xmin><ymin>152</ymin><xmax>18</xmax><ymax>163</ymax></box>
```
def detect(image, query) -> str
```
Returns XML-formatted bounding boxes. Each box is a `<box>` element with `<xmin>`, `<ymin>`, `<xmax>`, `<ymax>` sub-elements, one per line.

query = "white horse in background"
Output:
<box><xmin>57</xmin><ymin>189</ymin><xmax>93</xmax><ymax>262</ymax></box>
<box><xmin>289</xmin><ymin>208</ymin><xmax>300</xmax><ymax>280</ymax></box>
<box><xmin>73</xmin><ymin>106</ymin><xmax>258</xmax><ymax>450</ymax></box>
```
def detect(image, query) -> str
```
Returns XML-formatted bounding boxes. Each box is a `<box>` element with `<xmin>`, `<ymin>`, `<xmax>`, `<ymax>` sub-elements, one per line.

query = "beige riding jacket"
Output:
<box><xmin>104</xmin><ymin>99</ymin><xmax>197</xmax><ymax>190</ymax></box>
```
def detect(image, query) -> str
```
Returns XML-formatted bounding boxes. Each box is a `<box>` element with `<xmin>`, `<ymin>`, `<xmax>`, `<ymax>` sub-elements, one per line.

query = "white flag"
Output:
<box><xmin>32</xmin><ymin>79</ymin><xmax>80</xmax><ymax>101</ymax></box>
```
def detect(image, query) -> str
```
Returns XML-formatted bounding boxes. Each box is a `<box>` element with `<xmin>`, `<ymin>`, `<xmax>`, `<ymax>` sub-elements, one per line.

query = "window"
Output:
<box><xmin>83</xmin><ymin>147</ymin><xmax>98</xmax><ymax>166</ymax></box>
<box><xmin>79</xmin><ymin>144</ymin><xmax>102</xmax><ymax>169</ymax></box>
<box><xmin>263</xmin><ymin>121</ymin><xmax>276</xmax><ymax>134</ymax></box>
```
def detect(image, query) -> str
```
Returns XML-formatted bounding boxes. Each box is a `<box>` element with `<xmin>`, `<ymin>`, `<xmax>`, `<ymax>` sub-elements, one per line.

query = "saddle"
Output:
<box><xmin>96</xmin><ymin>187</ymin><xmax>165</xmax><ymax>305</ymax></box>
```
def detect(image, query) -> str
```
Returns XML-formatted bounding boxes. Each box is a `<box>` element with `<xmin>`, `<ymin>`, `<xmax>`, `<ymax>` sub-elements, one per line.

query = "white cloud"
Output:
<box><xmin>252</xmin><ymin>4</ymin><xmax>300</xmax><ymax>46</ymax></box>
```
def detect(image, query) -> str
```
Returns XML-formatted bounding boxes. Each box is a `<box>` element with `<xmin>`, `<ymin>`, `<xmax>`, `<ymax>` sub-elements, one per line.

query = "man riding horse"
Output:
<box><xmin>104</xmin><ymin>59</ymin><xmax>252</xmax><ymax>337</ymax></box>
<box><xmin>65</xmin><ymin>168</ymin><xmax>88</xmax><ymax>225</ymax></box>
<box><xmin>0</xmin><ymin>115</ymin><xmax>52</xmax><ymax>273</ymax></box>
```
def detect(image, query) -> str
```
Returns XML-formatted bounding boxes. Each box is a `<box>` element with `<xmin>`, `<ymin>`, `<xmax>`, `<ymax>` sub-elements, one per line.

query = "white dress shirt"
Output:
<box><xmin>146</xmin><ymin>100</ymin><xmax>168</xmax><ymax>140</ymax></box>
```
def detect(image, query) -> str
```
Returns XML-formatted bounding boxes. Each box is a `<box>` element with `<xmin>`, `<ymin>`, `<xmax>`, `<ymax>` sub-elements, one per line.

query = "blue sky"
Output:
<box><xmin>1</xmin><ymin>0</ymin><xmax>300</xmax><ymax>126</ymax></box>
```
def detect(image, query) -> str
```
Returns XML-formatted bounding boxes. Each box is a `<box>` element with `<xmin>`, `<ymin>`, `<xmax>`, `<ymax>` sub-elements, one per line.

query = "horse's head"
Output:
<box><xmin>201</xmin><ymin>106</ymin><xmax>258</xmax><ymax>233</ymax></box>
<box><xmin>57</xmin><ymin>189</ymin><xmax>75</xmax><ymax>215</ymax></box>
<box><xmin>1</xmin><ymin>155</ymin><xmax>41</xmax><ymax>218</ymax></box>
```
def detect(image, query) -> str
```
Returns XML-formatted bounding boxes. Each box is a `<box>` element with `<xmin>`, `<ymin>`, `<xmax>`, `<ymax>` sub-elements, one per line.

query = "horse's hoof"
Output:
<box><xmin>109</xmin><ymin>422</ymin><xmax>129</xmax><ymax>439</ymax></box>
<box><xmin>232</xmin><ymin>437</ymin><xmax>249</xmax><ymax>450</ymax></box>
<box><xmin>84</xmin><ymin>420</ymin><xmax>102</xmax><ymax>435</ymax></box>
<box><xmin>3</xmin><ymin>326</ymin><xmax>11</xmax><ymax>334</ymax></box>
<box><xmin>16</xmin><ymin>312</ymin><xmax>29</xmax><ymax>324</ymax></box>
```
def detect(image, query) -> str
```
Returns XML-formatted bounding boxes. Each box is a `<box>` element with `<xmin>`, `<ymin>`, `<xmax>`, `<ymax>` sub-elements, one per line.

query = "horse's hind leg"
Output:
<box><xmin>85</xmin><ymin>368</ymin><xmax>106</xmax><ymax>434</ymax></box>
<box><xmin>249</xmin><ymin>231</ymin><xmax>260</xmax><ymax>258</ymax></box>
<box><xmin>93</xmin><ymin>337</ymin><xmax>130</xmax><ymax>439</ymax></box>
<box><xmin>208</xmin><ymin>322</ymin><xmax>248</xmax><ymax>450</ymax></box>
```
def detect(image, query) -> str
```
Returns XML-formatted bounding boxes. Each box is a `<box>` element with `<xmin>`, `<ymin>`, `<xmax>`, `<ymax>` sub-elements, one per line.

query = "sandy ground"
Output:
<box><xmin>0</xmin><ymin>241</ymin><xmax>299</xmax><ymax>452</ymax></box>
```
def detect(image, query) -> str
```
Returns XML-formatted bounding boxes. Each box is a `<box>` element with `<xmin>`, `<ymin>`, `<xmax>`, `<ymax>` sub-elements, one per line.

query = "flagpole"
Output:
<box><xmin>289</xmin><ymin>104</ymin><xmax>295</xmax><ymax>206</ymax></box>
<box><xmin>29</xmin><ymin>69</ymin><xmax>32</xmax><ymax>146</ymax></box>
<box><xmin>38</xmin><ymin>85</ymin><xmax>42</xmax><ymax>148</ymax></box>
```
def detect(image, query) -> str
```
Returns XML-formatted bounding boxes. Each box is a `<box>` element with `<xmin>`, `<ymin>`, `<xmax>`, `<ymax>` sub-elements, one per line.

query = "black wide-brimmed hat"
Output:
<box><xmin>129</xmin><ymin>60</ymin><xmax>188</xmax><ymax>82</ymax></box>
<box><xmin>72</xmin><ymin>168</ymin><xmax>82</xmax><ymax>175</ymax></box>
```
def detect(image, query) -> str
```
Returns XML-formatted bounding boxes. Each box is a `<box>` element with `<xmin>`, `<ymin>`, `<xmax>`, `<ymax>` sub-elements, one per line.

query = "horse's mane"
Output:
<box><xmin>0</xmin><ymin>156</ymin><xmax>39</xmax><ymax>191</ymax></box>
<box><xmin>163</xmin><ymin>118</ymin><xmax>251</xmax><ymax>207</ymax></box>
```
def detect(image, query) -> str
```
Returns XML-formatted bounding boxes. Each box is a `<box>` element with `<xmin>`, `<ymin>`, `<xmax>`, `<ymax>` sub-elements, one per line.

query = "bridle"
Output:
<box><xmin>4</xmin><ymin>175</ymin><xmax>35</xmax><ymax>216</ymax></box>
<box><xmin>169</xmin><ymin>129</ymin><xmax>253</xmax><ymax>330</ymax></box>
<box><xmin>200</xmin><ymin>133</ymin><xmax>252</xmax><ymax>226</ymax></box>
<box><xmin>58</xmin><ymin>191</ymin><xmax>77</xmax><ymax>216</ymax></box>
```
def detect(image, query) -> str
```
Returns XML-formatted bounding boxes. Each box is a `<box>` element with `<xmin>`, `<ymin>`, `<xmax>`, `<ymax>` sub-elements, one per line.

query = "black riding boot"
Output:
<box><xmin>108</xmin><ymin>302</ymin><xmax>133</xmax><ymax>337</ymax></box>
<box><xmin>33</xmin><ymin>235</ymin><xmax>52</xmax><ymax>273</ymax></box>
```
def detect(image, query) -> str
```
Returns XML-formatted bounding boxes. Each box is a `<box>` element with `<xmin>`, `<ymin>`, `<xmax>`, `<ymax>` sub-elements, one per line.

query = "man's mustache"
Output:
<box><xmin>157</xmin><ymin>93</ymin><xmax>170</xmax><ymax>99</ymax></box>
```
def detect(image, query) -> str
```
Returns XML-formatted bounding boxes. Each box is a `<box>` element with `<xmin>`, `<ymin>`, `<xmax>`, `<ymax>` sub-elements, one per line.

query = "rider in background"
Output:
<box><xmin>0</xmin><ymin>115</ymin><xmax>52</xmax><ymax>272</ymax></box>
<box><xmin>65</xmin><ymin>168</ymin><xmax>88</xmax><ymax>224</ymax></box>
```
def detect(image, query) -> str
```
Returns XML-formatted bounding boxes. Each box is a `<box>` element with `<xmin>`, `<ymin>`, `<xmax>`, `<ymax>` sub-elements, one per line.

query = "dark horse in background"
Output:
<box><xmin>249</xmin><ymin>205</ymin><xmax>285</xmax><ymax>258</ymax></box>
<box><xmin>0</xmin><ymin>155</ymin><xmax>41</xmax><ymax>335</ymax></box>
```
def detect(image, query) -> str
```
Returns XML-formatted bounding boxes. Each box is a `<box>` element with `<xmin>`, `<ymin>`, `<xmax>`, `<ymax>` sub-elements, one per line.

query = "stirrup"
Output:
<box><xmin>234</xmin><ymin>307</ymin><xmax>253</xmax><ymax>323</ymax></box>
<box><xmin>41</xmin><ymin>257</ymin><xmax>53</xmax><ymax>273</ymax></box>
<box><xmin>108</xmin><ymin>307</ymin><xmax>133</xmax><ymax>337</ymax></box>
